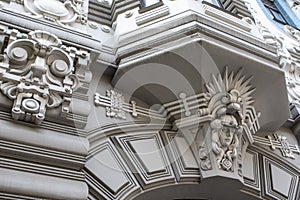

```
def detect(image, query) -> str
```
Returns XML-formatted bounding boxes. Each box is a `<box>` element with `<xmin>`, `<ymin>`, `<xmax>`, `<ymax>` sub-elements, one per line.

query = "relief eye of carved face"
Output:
<box><xmin>220</xmin><ymin>126</ymin><xmax>234</xmax><ymax>147</ymax></box>
<box><xmin>222</xmin><ymin>127</ymin><xmax>229</xmax><ymax>134</ymax></box>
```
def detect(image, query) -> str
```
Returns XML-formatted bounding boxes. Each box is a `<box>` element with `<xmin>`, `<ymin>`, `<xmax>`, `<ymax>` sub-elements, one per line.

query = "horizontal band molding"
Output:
<box><xmin>0</xmin><ymin>140</ymin><xmax>85</xmax><ymax>170</ymax></box>
<box><xmin>0</xmin><ymin>168</ymin><xmax>88</xmax><ymax>200</ymax></box>
<box><xmin>0</xmin><ymin>157</ymin><xmax>84</xmax><ymax>181</ymax></box>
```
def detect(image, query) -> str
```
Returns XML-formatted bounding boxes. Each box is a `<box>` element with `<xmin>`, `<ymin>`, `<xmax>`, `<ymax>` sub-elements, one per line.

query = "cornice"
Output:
<box><xmin>0</xmin><ymin>157</ymin><xmax>85</xmax><ymax>181</ymax></box>
<box><xmin>0</xmin><ymin>9</ymin><xmax>101</xmax><ymax>50</ymax></box>
<box><xmin>0</xmin><ymin>139</ymin><xmax>86</xmax><ymax>170</ymax></box>
<box><xmin>115</xmin><ymin>10</ymin><xmax>278</xmax><ymax>66</ymax></box>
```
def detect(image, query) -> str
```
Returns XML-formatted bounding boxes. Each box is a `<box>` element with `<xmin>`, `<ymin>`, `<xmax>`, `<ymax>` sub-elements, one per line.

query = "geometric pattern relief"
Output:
<box><xmin>111</xmin><ymin>132</ymin><xmax>175</xmax><ymax>189</ymax></box>
<box><xmin>263</xmin><ymin>157</ymin><xmax>298</xmax><ymax>200</ymax></box>
<box><xmin>253</xmin><ymin>134</ymin><xmax>300</xmax><ymax>159</ymax></box>
<box><xmin>162</xmin><ymin>131</ymin><xmax>200</xmax><ymax>182</ymax></box>
<box><xmin>94</xmin><ymin>90</ymin><xmax>165</xmax><ymax>120</ymax></box>
<box><xmin>85</xmin><ymin>141</ymin><xmax>140</xmax><ymax>200</ymax></box>
<box><xmin>242</xmin><ymin>149</ymin><xmax>260</xmax><ymax>191</ymax></box>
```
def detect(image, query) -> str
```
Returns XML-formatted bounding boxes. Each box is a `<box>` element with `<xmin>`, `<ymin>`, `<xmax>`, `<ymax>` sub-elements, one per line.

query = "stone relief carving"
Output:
<box><xmin>284</xmin><ymin>25</ymin><xmax>300</xmax><ymax>41</ymax></box>
<box><xmin>281</xmin><ymin>58</ymin><xmax>300</xmax><ymax>105</ymax></box>
<box><xmin>0</xmin><ymin>28</ymin><xmax>90</xmax><ymax>125</ymax></box>
<box><xmin>94</xmin><ymin>90</ymin><xmax>166</xmax><ymax>120</ymax></box>
<box><xmin>211</xmin><ymin>115</ymin><xmax>241</xmax><ymax>171</ymax></box>
<box><xmin>198</xmin><ymin>144</ymin><xmax>212</xmax><ymax>170</ymax></box>
<box><xmin>95</xmin><ymin>90</ymin><xmax>126</xmax><ymax>119</ymax></box>
<box><xmin>283</xmin><ymin>25</ymin><xmax>300</xmax><ymax>54</ymax></box>
<box><xmin>253</xmin><ymin>134</ymin><xmax>300</xmax><ymax>159</ymax></box>
<box><xmin>94</xmin><ymin>68</ymin><xmax>260</xmax><ymax>173</ymax></box>
<box><xmin>244</xmin><ymin>1</ymin><xmax>285</xmax><ymax>52</ymax></box>
<box><xmin>22</xmin><ymin>0</ymin><xmax>87</xmax><ymax>26</ymax></box>
<box><xmin>202</xmin><ymin>67</ymin><xmax>260</xmax><ymax>172</ymax></box>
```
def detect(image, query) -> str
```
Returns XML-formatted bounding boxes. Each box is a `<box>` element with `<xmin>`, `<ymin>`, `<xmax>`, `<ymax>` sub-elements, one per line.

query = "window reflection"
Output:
<box><xmin>141</xmin><ymin>0</ymin><xmax>161</xmax><ymax>8</ymax></box>
<box><xmin>262</xmin><ymin>0</ymin><xmax>288</xmax><ymax>24</ymax></box>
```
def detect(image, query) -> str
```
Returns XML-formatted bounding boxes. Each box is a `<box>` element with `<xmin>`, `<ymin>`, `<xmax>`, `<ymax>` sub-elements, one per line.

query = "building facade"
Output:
<box><xmin>0</xmin><ymin>0</ymin><xmax>300</xmax><ymax>199</ymax></box>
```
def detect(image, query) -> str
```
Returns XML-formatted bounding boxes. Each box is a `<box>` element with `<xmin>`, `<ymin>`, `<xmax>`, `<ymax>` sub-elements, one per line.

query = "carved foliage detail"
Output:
<box><xmin>0</xmin><ymin>29</ymin><xmax>89</xmax><ymax>124</ymax></box>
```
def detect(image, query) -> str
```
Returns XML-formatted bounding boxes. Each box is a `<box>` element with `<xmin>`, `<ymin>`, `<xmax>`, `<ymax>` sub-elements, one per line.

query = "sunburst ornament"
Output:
<box><xmin>205</xmin><ymin>67</ymin><xmax>260</xmax><ymax>136</ymax></box>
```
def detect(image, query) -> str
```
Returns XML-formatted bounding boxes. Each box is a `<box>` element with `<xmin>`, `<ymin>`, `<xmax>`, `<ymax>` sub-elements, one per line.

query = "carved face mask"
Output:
<box><xmin>218</xmin><ymin>115</ymin><xmax>238</xmax><ymax>147</ymax></box>
<box><xmin>219</xmin><ymin>126</ymin><xmax>235</xmax><ymax>147</ymax></box>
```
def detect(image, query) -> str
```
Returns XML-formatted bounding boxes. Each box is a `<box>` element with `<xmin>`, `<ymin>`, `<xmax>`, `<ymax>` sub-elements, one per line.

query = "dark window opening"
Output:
<box><xmin>262</xmin><ymin>0</ymin><xmax>288</xmax><ymax>24</ymax></box>
<box><xmin>139</xmin><ymin>0</ymin><xmax>163</xmax><ymax>13</ymax></box>
<box><xmin>141</xmin><ymin>0</ymin><xmax>160</xmax><ymax>8</ymax></box>
<box><xmin>212</xmin><ymin>0</ymin><xmax>254</xmax><ymax>20</ymax></box>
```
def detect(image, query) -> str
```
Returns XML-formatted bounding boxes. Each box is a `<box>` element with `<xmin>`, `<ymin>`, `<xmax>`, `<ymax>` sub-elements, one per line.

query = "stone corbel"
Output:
<box><xmin>193</xmin><ymin>68</ymin><xmax>260</xmax><ymax>182</ymax></box>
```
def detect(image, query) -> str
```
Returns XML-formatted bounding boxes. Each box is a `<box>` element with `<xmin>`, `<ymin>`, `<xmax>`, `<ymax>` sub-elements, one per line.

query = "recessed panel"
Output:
<box><xmin>113</xmin><ymin>132</ymin><xmax>175</xmax><ymax>189</ymax></box>
<box><xmin>270</xmin><ymin>164</ymin><xmax>293</xmax><ymax>198</ymax></box>
<box><xmin>86</xmin><ymin>142</ymin><xmax>140</xmax><ymax>199</ymax></box>
<box><xmin>87</xmin><ymin>148</ymin><xmax>129</xmax><ymax>194</ymax></box>
<box><xmin>263</xmin><ymin>157</ymin><xmax>298</xmax><ymax>200</ymax></box>
<box><xmin>129</xmin><ymin>138</ymin><xmax>165</xmax><ymax>174</ymax></box>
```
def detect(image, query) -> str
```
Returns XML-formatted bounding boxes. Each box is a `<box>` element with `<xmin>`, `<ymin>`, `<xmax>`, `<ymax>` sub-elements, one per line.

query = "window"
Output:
<box><xmin>139</xmin><ymin>0</ymin><xmax>163</xmax><ymax>13</ymax></box>
<box><xmin>140</xmin><ymin>0</ymin><xmax>160</xmax><ymax>8</ymax></box>
<box><xmin>204</xmin><ymin>0</ymin><xmax>254</xmax><ymax>20</ymax></box>
<box><xmin>262</xmin><ymin>0</ymin><xmax>288</xmax><ymax>24</ymax></box>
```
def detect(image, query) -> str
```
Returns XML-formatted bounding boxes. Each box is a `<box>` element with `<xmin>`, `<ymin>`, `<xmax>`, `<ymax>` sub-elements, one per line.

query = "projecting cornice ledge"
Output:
<box><xmin>112</xmin><ymin>36</ymin><xmax>289</xmax><ymax>133</ymax></box>
<box><xmin>0</xmin><ymin>9</ymin><xmax>101</xmax><ymax>50</ymax></box>
<box><xmin>115</xmin><ymin>9</ymin><xmax>277</xmax><ymax>63</ymax></box>
<box><xmin>98</xmin><ymin>34</ymin><xmax>290</xmax><ymax>186</ymax></box>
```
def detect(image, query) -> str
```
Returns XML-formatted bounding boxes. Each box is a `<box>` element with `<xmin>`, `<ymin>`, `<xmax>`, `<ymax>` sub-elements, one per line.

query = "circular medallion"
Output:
<box><xmin>10</xmin><ymin>47</ymin><xmax>28</xmax><ymax>64</ymax></box>
<box><xmin>22</xmin><ymin>99</ymin><xmax>40</xmax><ymax>113</ymax></box>
<box><xmin>50</xmin><ymin>59</ymin><xmax>69</xmax><ymax>77</ymax></box>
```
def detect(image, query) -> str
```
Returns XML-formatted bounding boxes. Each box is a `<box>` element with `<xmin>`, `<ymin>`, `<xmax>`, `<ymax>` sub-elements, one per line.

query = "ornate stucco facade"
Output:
<box><xmin>1</xmin><ymin>0</ymin><xmax>300</xmax><ymax>199</ymax></box>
